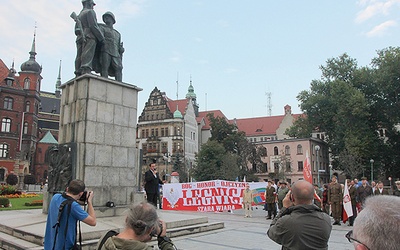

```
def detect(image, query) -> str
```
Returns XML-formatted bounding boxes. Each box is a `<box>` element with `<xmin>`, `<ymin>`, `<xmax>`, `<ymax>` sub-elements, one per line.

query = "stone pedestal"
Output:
<box><xmin>58</xmin><ymin>74</ymin><xmax>142</xmax><ymax>210</ymax></box>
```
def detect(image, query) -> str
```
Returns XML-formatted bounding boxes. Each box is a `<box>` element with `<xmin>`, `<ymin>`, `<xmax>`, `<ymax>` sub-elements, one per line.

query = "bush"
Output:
<box><xmin>0</xmin><ymin>197</ymin><xmax>10</xmax><ymax>207</ymax></box>
<box><xmin>6</xmin><ymin>174</ymin><xmax>18</xmax><ymax>186</ymax></box>
<box><xmin>25</xmin><ymin>200</ymin><xmax>43</xmax><ymax>206</ymax></box>
<box><xmin>24</xmin><ymin>175</ymin><xmax>36</xmax><ymax>185</ymax></box>
<box><xmin>0</xmin><ymin>185</ymin><xmax>16</xmax><ymax>195</ymax></box>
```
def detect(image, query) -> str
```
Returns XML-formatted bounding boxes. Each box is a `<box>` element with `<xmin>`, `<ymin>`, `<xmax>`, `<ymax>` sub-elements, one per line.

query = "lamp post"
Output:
<box><xmin>370</xmin><ymin>159</ymin><xmax>374</xmax><ymax>182</ymax></box>
<box><xmin>329</xmin><ymin>164</ymin><xmax>332</xmax><ymax>180</ymax></box>
<box><xmin>315</xmin><ymin>145</ymin><xmax>320</xmax><ymax>186</ymax></box>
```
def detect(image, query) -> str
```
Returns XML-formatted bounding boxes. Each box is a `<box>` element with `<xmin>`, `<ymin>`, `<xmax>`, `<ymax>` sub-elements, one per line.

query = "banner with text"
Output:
<box><xmin>162</xmin><ymin>180</ymin><xmax>267</xmax><ymax>212</ymax></box>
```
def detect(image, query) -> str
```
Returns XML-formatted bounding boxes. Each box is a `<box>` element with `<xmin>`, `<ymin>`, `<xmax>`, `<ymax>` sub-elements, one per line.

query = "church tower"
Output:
<box><xmin>185</xmin><ymin>78</ymin><xmax>199</xmax><ymax>116</ymax></box>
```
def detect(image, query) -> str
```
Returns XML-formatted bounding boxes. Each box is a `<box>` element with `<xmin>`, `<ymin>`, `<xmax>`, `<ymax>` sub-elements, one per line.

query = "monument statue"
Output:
<box><xmin>45</xmin><ymin>144</ymin><xmax>73</xmax><ymax>193</ymax></box>
<box><xmin>97</xmin><ymin>11</ymin><xmax>124</xmax><ymax>82</ymax></box>
<box><xmin>72</xmin><ymin>0</ymin><xmax>104</xmax><ymax>76</ymax></box>
<box><xmin>71</xmin><ymin>1</ymin><xmax>124</xmax><ymax>82</ymax></box>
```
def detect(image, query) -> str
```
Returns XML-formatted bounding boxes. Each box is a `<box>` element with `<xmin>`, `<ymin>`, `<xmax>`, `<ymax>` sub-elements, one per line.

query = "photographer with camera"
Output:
<box><xmin>44</xmin><ymin>179</ymin><xmax>96</xmax><ymax>250</ymax></box>
<box><xmin>97</xmin><ymin>201</ymin><xmax>176</xmax><ymax>250</ymax></box>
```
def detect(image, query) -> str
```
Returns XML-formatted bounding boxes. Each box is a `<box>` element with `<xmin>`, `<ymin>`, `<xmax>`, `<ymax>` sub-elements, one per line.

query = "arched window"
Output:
<box><xmin>297</xmin><ymin>144</ymin><xmax>303</xmax><ymax>155</ymax></box>
<box><xmin>23</xmin><ymin>122</ymin><xmax>29</xmax><ymax>134</ymax></box>
<box><xmin>3</xmin><ymin>97</ymin><xmax>13</xmax><ymax>110</ymax></box>
<box><xmin>25</xmin><ymin>101</ymin><xmax>30</xmax><ymax>112</ymax></box>
<box><xmin>24</xmin><ymin>78</ymin><xmax>31</xmax><ymax>89</ymax></box>
<box><xmin>0</xmin><ymin>144</ymin><xmax>9</xmax><ymax>158</ymax></box>
<box><xmin>285</xmin><ymin>145</ymin><xmax>290</xmax><ymax>155</ymax></box>
<box><xmin>1</xmin><ymin>118</ymin><xmax>11</xmax><ymax>132</ymax></box>
<box><xmin>274</xmin><ymin>146</ymin><xmax>278</xmax><ymax>155</ymax></box>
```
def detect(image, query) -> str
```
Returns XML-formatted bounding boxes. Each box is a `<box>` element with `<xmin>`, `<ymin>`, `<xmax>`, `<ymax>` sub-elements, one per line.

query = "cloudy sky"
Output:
<box><xmin>1</xmin><ymin>0</ymin><xmax>400</xmax><ymax>119</ymax></box>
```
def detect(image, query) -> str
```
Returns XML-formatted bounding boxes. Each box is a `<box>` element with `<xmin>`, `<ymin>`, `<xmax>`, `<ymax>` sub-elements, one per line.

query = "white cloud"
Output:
<box><xmin>366</xmin><ymin>20</ymin><xmax>397</xmax><ymax>36</ymax></box>
<box><xmin>356</xmin><ymin>0</ymin><xmax>400</xmax><ymax>23</ymax></box>
<box><xmin>170</xmin><ymin>51</ymin><xmax>182</xmax><ymax>63</ymax></box>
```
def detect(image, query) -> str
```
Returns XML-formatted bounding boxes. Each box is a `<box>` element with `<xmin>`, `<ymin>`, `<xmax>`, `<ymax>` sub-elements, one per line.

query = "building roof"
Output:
<box><xmin>232</xmin><ymin>113</ymin><xmax>301</xmax><ymax>136</ymax></box>
<box><xmin>39</xmin><ymin>91</ymin><xmax>61</xmax><ymax>114</ymax></box>
<box><xmin>39</xmin><ymin>131</ymin><xmax>58</xmax><ymax>144</ymax></box>
<box><xmin>197</xmin><ymin>110</ymin><xmax>227</xmax><ymax>130</ymax></box>
<box><xmin>166</xmin><ymin>98</ymin><xmax>189</xmax><ymax>116</ymax></box>
<box><xmin>0</xmin><ymin>59</ymin><xmax>9</xmax><ymax>81</ymax></box>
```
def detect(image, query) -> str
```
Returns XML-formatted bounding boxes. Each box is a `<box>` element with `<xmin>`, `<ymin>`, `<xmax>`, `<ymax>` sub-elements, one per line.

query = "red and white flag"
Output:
<box><xmin>342</xmin><ymin>181</ymin><xmax>353</xmax><ymax>223</ymax></box>
<box><xmin>303</xmin><ymin>150</ymin><xmax>312</xmax><ymax>183</ymax></box>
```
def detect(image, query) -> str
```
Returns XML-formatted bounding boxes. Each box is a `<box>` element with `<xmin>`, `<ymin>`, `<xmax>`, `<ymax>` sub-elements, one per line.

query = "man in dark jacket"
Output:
<box><xmin>348</xmin><ymin>179</ymin><xmax>357</xmax><ymax>226</ymax></box>
<box><xmin>356</xmin><ymin>177</ymin><xmax>373</xmax><ymax>207</ymax></box>
<box><xmin>267</xmin><ymin>180</ymin><xmax>332</xmax><ymax>250</ymax></box>
<box><xmin>144</xmin><ymin>161</ymin><xmax>164</xmax><ymax>207</ymax></box>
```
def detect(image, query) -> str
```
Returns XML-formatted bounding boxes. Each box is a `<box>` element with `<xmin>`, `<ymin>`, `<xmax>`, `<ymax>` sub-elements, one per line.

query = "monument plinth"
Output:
<box><xmin>58</xmin><ymin>74</ymin><xmax>143</xmax><ymax>213</ymax></box>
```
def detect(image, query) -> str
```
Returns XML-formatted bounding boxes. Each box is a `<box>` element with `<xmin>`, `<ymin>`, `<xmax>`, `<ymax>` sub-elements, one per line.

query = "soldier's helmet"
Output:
<box><xmin>103</xmin><ymin>11</ymin><xmax>116</xmax><ymax>24</ymax></box>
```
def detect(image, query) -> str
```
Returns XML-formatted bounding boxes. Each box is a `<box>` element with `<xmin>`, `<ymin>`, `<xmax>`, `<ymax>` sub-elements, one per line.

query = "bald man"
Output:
<box><xmin>267</xmin><ymin>180</ymin><xmax>332</xmax><ymax>250</ymax></box>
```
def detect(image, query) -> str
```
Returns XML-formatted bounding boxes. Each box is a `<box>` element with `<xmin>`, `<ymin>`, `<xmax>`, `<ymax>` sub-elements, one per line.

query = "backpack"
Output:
<box><xmin>52</xmin><ymin>192</ymin><xmax>83</xmax><ymax>250</ymax></box>
<box><xmin>97</xmin><ymin>230</ymin><xmax>119</xmax><ymax>250</ymax></box>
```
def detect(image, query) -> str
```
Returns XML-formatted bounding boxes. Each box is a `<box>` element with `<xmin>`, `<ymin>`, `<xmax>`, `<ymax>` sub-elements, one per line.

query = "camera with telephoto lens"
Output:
<box><xmin>79</xmin><ymin>191</ymin><xmax>88</xmax><ymax>203</ymax></box>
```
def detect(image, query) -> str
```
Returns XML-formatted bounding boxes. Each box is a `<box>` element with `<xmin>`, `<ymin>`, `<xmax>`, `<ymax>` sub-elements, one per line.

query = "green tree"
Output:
<box><xmin>6</xmin><ymin>174</ymin><xmax>18</xmax><ymax>186</ymax></box>
<box><xmin>193</xmin><ymin>140</ymin><xmax>236</xmax><ymax>181</ymax></box>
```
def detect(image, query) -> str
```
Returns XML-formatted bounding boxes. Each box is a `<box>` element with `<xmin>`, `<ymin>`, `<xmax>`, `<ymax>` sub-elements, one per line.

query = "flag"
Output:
<box><xmin>342</xmin><ymin>181</ymin><xmax>353</xmax><ymax>223</ymax></box>
<box><xmin>303</xmin><ymin>150</ymin><xmax>312</xmax><ymax>183</ymax></box>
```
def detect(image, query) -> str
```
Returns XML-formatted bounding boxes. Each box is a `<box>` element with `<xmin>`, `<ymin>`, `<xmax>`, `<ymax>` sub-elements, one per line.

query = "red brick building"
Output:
<box><xmin>0</xmin><ymin>36</ymin><xmax>42</xmax><ymax>184</ymax></box>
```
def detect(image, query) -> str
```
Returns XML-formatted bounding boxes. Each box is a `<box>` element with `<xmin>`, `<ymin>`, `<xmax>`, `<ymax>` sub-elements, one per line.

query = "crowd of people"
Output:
<box><xmin>262</xmin><ymin>176</ymin><xmax>400</xmax><ymax>250</ymax></box>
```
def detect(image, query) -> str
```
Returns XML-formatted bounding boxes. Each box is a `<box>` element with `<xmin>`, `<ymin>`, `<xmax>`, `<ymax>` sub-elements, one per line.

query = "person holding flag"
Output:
<box><xmin>343</xmin><ymin>180</ymin><xmax>354</xmax><ymax>226</ymax></box>
<box><xmin>303</xmin><ymin>150</ymin><xmax>323</xmax><ymax>206</ymax></box>
<box><xmin>344</xmin><ymin>179</ymin><xmax>357</xmax><ymax>226</ymax></box>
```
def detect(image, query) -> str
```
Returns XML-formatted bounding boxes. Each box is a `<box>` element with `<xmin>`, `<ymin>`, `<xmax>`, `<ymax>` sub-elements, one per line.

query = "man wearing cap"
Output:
<box><xmin>394</xmin><ymin>181</ymin><xmax>400</xmax><ymax>197</ymax></box>
<box><xmin>328</xmin><ymin>175</ymin><xmax>342</xmax><ymax>225</ymax></box>
<box><xmin>98</xmin><ymin>11</ymin><xmax>124</xmax><ymax>81</ymax></box>
<box><xmin>265</xmin><ymin>181</ymin><xmax>277</xmax><ymax>219</ymax></box>
<box><xmin>75</xmin><ymin>0</ymin><xmax>104</xmax><ymax>75</ymax></box>
<box><xmin>277</xmin><ymin>181</ymin><xmax>289</xmax><ymax>210</ymax></box>
<box><xmin>356</xmin><ymin>177</ymin><xmax>373</xmax><ymax>207</ymax></box>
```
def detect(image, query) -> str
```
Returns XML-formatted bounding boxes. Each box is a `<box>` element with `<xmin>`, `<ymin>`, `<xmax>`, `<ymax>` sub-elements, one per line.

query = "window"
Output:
<box><xmin>274</xmin><ymin>162</ymin><xmax>279</xmax><ymax>172</ymax></box>
<box><xmin>0</xmin><ymin>144</ymin><xmax>9</xmax><ymax>158</ymax></box>
<box><xmin>141</xmin><ymin>129</ymin><xmax>145</xmax><ymax>138</ymax></box>
<box><xmin>145</xmin><ymin>129</ymin><xmax>149</xmax><ymax>138</ymax></box>
<box><xmin>4</xmin><ymin>97</ymin><xmax>13</xmax><ymax>110</ymax></box>
<box><xmin>274</xmin><ymin>146</ymin><xmax>278</xmax><ymax>155</ymax></box>
<box><xmin>24</xmin><ymin>78</ymin><xmax>30</xmax><ymax>89</ymax></box>
<box><xmin>286</xmin><ymin>162</ymin><xmax>291</xmax><ymax>172</ymax></box>
<box><xmin>25</xmin><ymin>101</ymin><xmax>30</xmax><ymax>112</ymax></box>
<box><xmin>298</xmin><ymin>161</ymin><xmax>303</xmax><ymax>171</ymax></box>
<box><xmin>297</xmin><ymin>144</ymin><xmax>303</xmax><ymax>155</ymax></box>
<box><xmin>259</xmin><ymin>146</ymin><xmax>267</xmax><ymax>157</ymax></box>
<box><xmin>23</xmin><ymin>122</ymin><xmax>29</xmax><ymax>134</ymax></box>
<box><xmin>285</xmin><ymin>145</ymin><xmax>290</xmax><ymax>155</ymax></box>
<box><xmin>263</xmin><ymin>163</ymin><xmax>268</xmax><ymax>172</ymax></box>
<box><xmin>1</xmin><ymin>118</ymin><xmax>11</xmax><ymax>132</ymax></box>
<box><xmin>161</xmin><ymin>142</ymin><xmax>167</xmax><ymax>153</ymax></box>
<box><xmin>0</xmin><ymin>168</ymin><xmax>5</xmax><ymax>181</ymax></box>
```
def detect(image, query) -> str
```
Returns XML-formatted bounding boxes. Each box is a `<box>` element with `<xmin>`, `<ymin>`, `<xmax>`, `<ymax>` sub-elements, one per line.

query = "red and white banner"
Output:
<box><xmin>162</xmin><ymin>180</ymin><xmax>266</xmax><ymax>212</ymax></box>
<box><xmin>342</xmin><ymin>180</ymin><xmax>353</xmax><ymax>223</ymax></box>
<box><xmin>303</xmin><ymin>150</ymin><xmax>312</xmax><ymax>183</ymax></box>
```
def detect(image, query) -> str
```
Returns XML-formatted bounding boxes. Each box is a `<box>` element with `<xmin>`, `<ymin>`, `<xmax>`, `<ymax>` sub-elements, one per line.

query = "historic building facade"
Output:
<box><xmin>233</xmin><ymin>105</ymin><xmax>329</xmax><ymax>184</ymax></box>
<box><xmin>136</xmin><ymin>83</ymin><xmax>199</xmax><ymax>182</ymax></box>
<box><xmin>0</xmin><ymin>37</ymin><xmax>42</xmax><ymax>184</ymax></box>
<box><xmin>0</xmin><ymin>39</ymin><xmax>61</xmax><ymax>184</ymax></box>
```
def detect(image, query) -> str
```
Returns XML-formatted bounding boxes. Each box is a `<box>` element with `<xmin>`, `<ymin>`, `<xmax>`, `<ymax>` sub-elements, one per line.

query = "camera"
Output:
<box><xmin>150</xmin><ymin>221</ymin><xmax>163</xmax><ymax>237</ymax></box>
<box><xmin>79</xmin><ymin>191</ymin><xmax>88</xmax><ymax>203</ymax></box>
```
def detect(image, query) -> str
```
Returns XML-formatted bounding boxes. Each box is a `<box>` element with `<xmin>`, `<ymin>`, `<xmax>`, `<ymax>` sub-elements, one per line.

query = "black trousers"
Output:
<box><xmin>147</xmin><ymin>193</ymin><xmax>158</xmax><ymax>207</ymax></box>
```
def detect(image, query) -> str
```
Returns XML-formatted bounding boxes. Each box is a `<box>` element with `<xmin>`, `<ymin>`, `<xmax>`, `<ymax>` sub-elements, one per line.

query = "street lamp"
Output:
<box><xmin>315</xmin><ymin>145</ymin><xmax>320</xmax><ymax>187</ymax></box>
<box><xmin>329</xmin><ymin>164</ymin><xmax>332</xmax><ymax>180</ymax></box>
<box><xmin>370</xmin><ymin>159</ymin><xmax>374</xmax><ymax>182</ymax></box>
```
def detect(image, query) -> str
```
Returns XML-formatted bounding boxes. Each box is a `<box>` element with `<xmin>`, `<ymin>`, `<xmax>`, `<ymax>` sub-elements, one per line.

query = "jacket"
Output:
<box><xmin>328</xmin><ymin>182</ymin><xmax>342</xmax><ymax>203</ymax></box>
<box><xmin>267</xmin><ymin>204</ymin><xmax>332</xmax><ymax>250</ymax></box>
<box><xmin>265</xmin><ymin>186</ymin><xmax>276</xmax><ymax>204</ymax></box>
<box><xmin>99</xmin><ymin>235</ymin><xmax>175</xmax><ymax>250</ymax></box>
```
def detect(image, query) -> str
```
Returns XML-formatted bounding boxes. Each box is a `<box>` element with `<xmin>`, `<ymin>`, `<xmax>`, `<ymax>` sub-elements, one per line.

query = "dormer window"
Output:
<box><xmin>6</xmin><ymin>78</ymin><xmax>13</xmax><ymax>86</ymax></box>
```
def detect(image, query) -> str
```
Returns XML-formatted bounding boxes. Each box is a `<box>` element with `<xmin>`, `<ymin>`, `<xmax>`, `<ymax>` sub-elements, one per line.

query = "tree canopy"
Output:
<box><xmin>193</xmin><ymin>113</ymin><xmax>262</xmax><ymax>181</ymax></box>
<box><xmin>287</xmin><ymin>49</ymin><xmax>400</xmax><ymax>180</ymax></box>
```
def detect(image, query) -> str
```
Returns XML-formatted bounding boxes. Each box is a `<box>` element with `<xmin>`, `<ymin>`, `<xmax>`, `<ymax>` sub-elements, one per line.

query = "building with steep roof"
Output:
<box><xmin>0</xmin><ymin>35</ymin><xmax>42</xmax><ymax>184</ymax></box>
<box><xmin>136</xmin><ymin>84</ymin><xmax>198</xmax><ymax>182</ymax></box>
<box><xmin>1</xmin><ymin>39</ymin><xmax>62</xmax><ymax>184</ymax></box>
<box><xmin>232</xmin><ymin>105</ymin><xmax>329</xmax><ymax>184</ymax></box>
